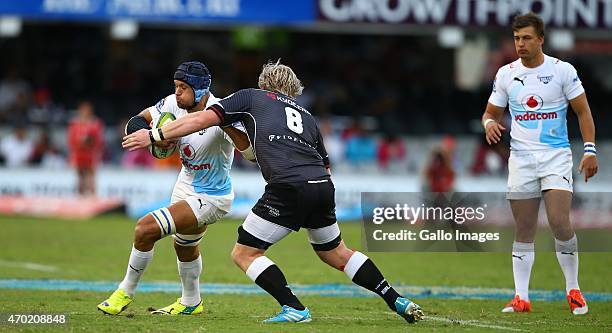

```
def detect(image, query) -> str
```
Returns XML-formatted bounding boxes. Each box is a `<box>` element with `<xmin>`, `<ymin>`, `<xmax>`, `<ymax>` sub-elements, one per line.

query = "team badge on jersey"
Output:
<box><xmin>521</xmin><ymin>94</ymin><xmax>543</xmax><ymax>112</ymax></box>
<box><xmin>538</xmin><ymin>74</ymin><xmax>554</xmax><ymax>84</ymax></box>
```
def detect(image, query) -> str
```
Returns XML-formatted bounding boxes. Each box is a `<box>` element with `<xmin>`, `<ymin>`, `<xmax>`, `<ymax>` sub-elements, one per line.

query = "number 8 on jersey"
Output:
<box><xmin>285</xmin><ymin>107</ymin><xmax>303</xmax><ymax>134</ymax></box>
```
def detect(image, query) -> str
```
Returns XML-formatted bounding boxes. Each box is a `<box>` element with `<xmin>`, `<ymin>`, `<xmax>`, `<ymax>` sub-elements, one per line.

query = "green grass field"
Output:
<box><xmin>0</xmin><ymin>214</ymin><xmax>610</xmax><ymax>332</ymax></box>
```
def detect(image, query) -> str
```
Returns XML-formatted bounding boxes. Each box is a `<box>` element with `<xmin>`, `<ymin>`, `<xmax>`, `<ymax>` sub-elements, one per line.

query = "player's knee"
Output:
<box><xmin>312</xmin><ymin>234</ymin><xmax>343</xmax><ymax>265</ymax></box>
<box><xmin>230</xmin><ymin>245</ymin><xmax>246</xmax><ymax>265</ymax></box>
<box><xmin>549</xmin><ymin>215</ymin><xmax>571</xmax><ymax>227</ymax></box>
<box><xmin>134</xmin><ymin>217</ymin><xmax>160</xmax><ymax>245</ymax></box>
<box><xmin>230</xmin><ymin>246</ymin><xmax>240</xmax><ymax>265</ymax></box>
<box><xmin>149</xmin><ymin>207</ymin><xmax>177</xmax><ymax>238</ymax></box>
<box><xmin>315</xmin><ymin>240</ymin><xmax>351</xmax><ymax>270</ymax></box>
<box><xmin>135</xmin><ymin>208</ymin><xmax>177</xmax><ymax>244</ymax></box>
<box><xmin>231</xmin><ymin>244</ymin><xmax>261</xmax><ymax>267</ymax></box>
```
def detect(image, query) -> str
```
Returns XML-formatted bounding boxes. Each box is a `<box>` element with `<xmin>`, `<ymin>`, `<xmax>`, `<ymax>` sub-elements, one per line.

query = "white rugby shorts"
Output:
<box><xmin>171</xmin><ymin>181</ymin><xmax>233</xmax><ymax>227</ymax></box>
<box><xmin>507</xmin><ymin>148</ymin><xmax>573</xmax><ymax>200</ymax></box>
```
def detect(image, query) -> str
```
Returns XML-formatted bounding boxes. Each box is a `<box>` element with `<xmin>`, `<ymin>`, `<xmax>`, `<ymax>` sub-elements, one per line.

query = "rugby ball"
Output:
<box><xmin>150</xmin><ymin>112</ymin><xmax>177</xmax><ymax>159</ymax></box>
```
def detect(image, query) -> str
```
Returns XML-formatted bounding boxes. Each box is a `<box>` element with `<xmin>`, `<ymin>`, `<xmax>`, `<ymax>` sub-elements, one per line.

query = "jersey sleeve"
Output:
<box><xmin>561</xmin><ymin>62</ymin><xmax>585</xmax><ymax>100</ymax></box>
<box><xmin>150</xmin><ymin>95</ymin><xmax>179</xmax><ymax>118</ymax></box>
<box><xmin>208</xmin><ymin>89</ymin><xmax>252</xmax><ymax>126</ymax></box>
<box><xmin>488</xmin><ymin>67</ymin><xmax>508</xmax><ymax>108</ymax></box>
<box><xmin>230</xmin><ymin>121</ymin><xmax>247</xmax><ymax>133</ymax></box>
<box><xmin>220</xmin><ymin>121</ymin><xmax>248</xmax><ymax>143</ymax></box>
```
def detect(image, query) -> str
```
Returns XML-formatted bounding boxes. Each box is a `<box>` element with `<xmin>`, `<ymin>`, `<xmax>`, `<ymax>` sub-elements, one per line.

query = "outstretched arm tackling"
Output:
<box><xmin>122</xmin><ymin>109</ymin><xmax>221</xmax><ymax>151</ymax></box>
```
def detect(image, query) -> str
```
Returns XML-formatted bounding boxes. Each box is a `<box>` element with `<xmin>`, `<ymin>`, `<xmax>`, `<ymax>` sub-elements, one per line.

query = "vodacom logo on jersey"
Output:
<box><xmin>521</xmin><ymin>94</ymin><xmax>543</xmax><ymax>111</ymax></box>
<box><xmin>515</xmin><ymin>94</ymin><xmax>557</xmax><ymax>121</ymax></box>
<box><xmin>179</xmin><ymin>143</ymin><xmax>211</xmax><ymax>171</ymax></box>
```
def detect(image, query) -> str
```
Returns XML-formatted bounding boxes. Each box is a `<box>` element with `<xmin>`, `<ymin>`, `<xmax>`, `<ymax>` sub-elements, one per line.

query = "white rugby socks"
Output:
<box><xmin>118</xmin><ymin>245</ymin><xmax>154</xmax><ymax>296</ymax></box>
<box><xmin>178</xmin><ymin>255</ymin><xmax>203</xmax><ymax>306</ymax></box>
<box><xmin>512</xmin><ymin>241</ymin><xmax>535</xmax><ymax>301</ymax></box>
<box><xmin>555</xmin><ymin>235</ymin><xmax>580</xmax><ymax>293</ymax></box>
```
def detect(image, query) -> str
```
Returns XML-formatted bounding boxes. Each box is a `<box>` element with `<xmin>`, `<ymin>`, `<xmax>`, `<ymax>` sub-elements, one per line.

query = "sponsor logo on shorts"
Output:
<box><xmin>263</xmin><ymin>204</ymin><xmax>280</xmax><ymax>217</ymax></box>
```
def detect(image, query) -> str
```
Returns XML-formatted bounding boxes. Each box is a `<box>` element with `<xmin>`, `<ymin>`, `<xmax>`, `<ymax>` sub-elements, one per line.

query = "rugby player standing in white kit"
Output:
<box><xmin>482</xmin><ymin>13</ymin><xmax>598</xmax><ymax>315</ymax></box>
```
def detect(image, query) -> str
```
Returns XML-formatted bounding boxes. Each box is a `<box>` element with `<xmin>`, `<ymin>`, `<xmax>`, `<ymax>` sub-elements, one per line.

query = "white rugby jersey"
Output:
<box><xmin>150</xmin><ymin>93</ymin><xmax>236</xmax><ymax>196</ymax></box>
<box><xmin>488</xmin><ymin>54</ymin><xmax>584</xmax><ymax>151</ymax></box>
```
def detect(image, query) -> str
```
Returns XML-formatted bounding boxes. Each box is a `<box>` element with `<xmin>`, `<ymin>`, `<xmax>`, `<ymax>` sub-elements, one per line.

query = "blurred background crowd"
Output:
<box><xmin>1</xmin><ymin>0</ymin><xmax>612</xmax><ymax>194</ymax></box>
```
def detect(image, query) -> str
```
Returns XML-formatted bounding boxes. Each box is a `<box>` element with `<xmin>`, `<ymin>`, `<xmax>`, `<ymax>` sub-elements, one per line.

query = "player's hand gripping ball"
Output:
<box><xmin>150</xmin><ymin>112</ymin><xmax>178</xmax><ymax>159</ymax></box>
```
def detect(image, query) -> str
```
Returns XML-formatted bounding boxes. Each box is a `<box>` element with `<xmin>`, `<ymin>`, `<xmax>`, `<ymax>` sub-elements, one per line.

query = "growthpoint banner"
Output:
<box><xmin>361</xmin><ymin>192</ymin><xmax>612</xmax><ymax>252</ymax></box>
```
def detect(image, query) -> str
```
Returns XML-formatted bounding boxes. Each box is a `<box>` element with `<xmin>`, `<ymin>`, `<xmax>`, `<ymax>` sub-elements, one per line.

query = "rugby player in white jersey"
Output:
<box><xmin>98</xmin><ymin>61</ymin><xmax>254</xmax><ymax>315</ymax></box>
<box><xmin>482</xmin><ymin>13</ymin><xmax>598</xmax><ymax>315</ymax></box>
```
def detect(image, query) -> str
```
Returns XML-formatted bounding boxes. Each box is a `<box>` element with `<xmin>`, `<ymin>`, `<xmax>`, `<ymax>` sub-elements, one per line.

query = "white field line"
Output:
<box><xmin>0</xmin><ymin>259</ymin><xmax>59</xmax><ymax>272</ymax></box>
<box><xmin>425</xmin><ymin>315</ymin><xmax>526</xmax><ymax>332</ymax></box>
<box><xmin>249</xmin><ymin>312</ymin><xmax>526</xmax><ymax>332</ymax></box>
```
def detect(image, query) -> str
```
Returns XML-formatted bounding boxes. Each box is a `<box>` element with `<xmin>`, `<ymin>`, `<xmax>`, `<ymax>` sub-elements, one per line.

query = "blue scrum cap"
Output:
<box><xmin>174</xmin><ymin>61</ymin><xmax>212</xmax><ymax>103</ymax></box>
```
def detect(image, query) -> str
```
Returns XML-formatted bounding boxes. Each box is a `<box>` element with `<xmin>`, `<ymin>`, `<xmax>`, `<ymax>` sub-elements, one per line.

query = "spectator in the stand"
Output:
<box><xmin>30</xmin><ymin>127</ymin><xmax>65</xmax><ymax>168</ymax></box>
<box><xmin>67</xmin><ymin>100</ymin><xmax>104</xmax><ymax>195</ymax></box>
<box><xmin>377</xmin><ymin>132</ymin><xmax>406</xmax><ymax>170</ymax></box>
<box><xmin>27</xmin><ymin>86</ymin><xmax>67</xmax><ymax>125</ymax></box>
<box><xmin>30</xmin><ymin>127</ymin><xmax>52</xmax><ymax>165</ymax></box>
<box><xmin>27</xmin><ymin>88</ymin><xmax>52</xmax><ymax>125</ymax></box>
<box><xmin>318</xmin><ymin>117</ymin><xmax>344</xmax><ymax>166</ymax></box>
<box><xmin>424</xmin><ymin>136</ymin><xmax>456</xmax><ymax>192</ymax></box>
<box><xmin>471</xmin><ymin>113</ymin><xmax>510</xmax><ymax>175</ymax></box>
<box><xmin>471</xmin><ymin>136</ymin><xmax>510</xmax><ymax>175</ymax></box>
<box><xmin>344</xmin><ymin>122</ymin><xmax>376</xmax><ymax>167</ymax></box>
<box><xmin>0</xmin><ymin>69</ymin><xmax>30</xmax><ymax>122</ymax></box>
<box><xmin>341</xmin><ymin>117</ymin><xmax>362</xmax><ymax>140</ymax></box>
<box><xmin>0</xmin><ymin>123</ymin><xmax>34</xmax><ymax>167</ymax></box>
